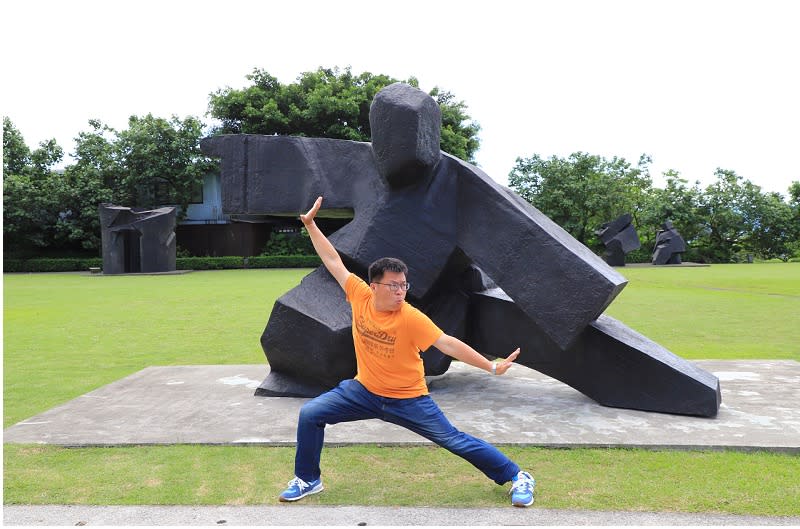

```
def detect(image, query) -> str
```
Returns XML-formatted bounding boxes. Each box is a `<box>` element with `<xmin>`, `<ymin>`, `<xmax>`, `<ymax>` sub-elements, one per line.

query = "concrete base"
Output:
<box><xmin>4</xmin><ymin>361</ymin><xmax>799</xmax><ymax>451</ymax></box>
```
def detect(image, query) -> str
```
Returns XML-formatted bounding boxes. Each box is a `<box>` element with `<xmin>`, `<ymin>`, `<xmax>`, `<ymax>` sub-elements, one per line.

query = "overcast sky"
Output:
<box><xmin>3</xmin><ymin>0</ymin><xmax>799</xmax><ymax>195</ymax></box>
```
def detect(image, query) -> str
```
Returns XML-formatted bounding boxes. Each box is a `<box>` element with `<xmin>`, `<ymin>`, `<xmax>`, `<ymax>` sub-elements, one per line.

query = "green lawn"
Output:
<box><xmin>604</xmin><ymin>264</ymin><xmax>800</xmax><ymax>360</ymax></box>
<box><xmin>4</xmin><ymin>445</ymin><xmax>799</xmax><ymax>515</ymax></box>
<box><xmin>3</xmin><ymin>269</ymin><xmax>310</xmax><ymax>427</ymax></box>
<box><xmin>3</xmin><ymin>263</ymin><xmax>800</xmax><ymax>514</ymax></box>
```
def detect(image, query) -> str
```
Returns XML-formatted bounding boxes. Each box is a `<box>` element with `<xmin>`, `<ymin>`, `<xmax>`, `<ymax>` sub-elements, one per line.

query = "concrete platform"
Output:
<box><xmin>5</xmin><ymin>360</ymin><xmax>799</xmax><ymax>451</ymax></box>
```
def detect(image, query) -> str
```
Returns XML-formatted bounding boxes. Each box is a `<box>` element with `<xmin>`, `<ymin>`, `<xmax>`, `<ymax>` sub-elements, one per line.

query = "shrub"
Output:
<box><xmin>3</xmin><ymin>255</ymin><xmax>321</xmax><ymax>273</ymax></box>
<box><xmin>3</xmin><ymin>258</ymin><xmax>102</xmax><ymax>273</ymax></box>
<box><xmin>245</xmin><ymin>255</ymin><xmax>321</xmax><ymax>268</ymax></box>
<box><xmin>261</xmin><ymin>229</ymin><xmax>315</xmax><ymax>256</ymax></box>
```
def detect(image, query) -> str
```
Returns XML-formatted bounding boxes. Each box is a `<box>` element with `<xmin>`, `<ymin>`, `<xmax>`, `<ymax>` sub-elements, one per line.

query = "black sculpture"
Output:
<box><xmin>201</xmin><ymin>82</ymin><xmax>720</xmax><ymax>417</ymax></box>
<box><xmin>99</xmin><ymin>204</ymin><xmax>176</xmax><ymax>274</ymax></box>
<box><xmin>652</xmin><ymin>221</ymin><xmax>687</xmax><ymax>265</ymax></box>
<box><xmin>595</xmin><ymin>214</ymin><xmax>641</xmax><ymax>266</ymax></box>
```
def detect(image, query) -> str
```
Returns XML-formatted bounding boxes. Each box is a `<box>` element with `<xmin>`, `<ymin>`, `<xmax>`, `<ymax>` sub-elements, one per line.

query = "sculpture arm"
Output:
<box><xmin>432</xmin><ymin>334</ymin><xmax>520</xmax><ymax>375</ymax></box>
<box><xmin>301</xmin><ymin>196</ymin><xmax>350</xmax><ymax>290</ymax></box>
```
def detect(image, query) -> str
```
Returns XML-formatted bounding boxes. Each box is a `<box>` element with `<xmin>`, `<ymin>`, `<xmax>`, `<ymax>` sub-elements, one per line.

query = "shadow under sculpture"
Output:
<box><xmin>595</xmin><ymin>213</ymin><xmax>641</xmax><ymax>266</ymax></box>
<box><xmin>652</xmin><ymin>221</ymin><xmax>687</xmax><ymax>265</ymax></box>
<box><xmin>201</xmin><ymin>82</ymin><xmax>721</xmax><ymax>417</ymax></box>
<box><xmin>99</xmin><ymin>203</ymin><xmax>177</xmax><ymax>274</ymax></box>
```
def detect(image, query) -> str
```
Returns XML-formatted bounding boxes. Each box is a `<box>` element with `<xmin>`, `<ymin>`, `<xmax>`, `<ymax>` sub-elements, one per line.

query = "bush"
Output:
<box><xmin>261</xmin><ymin>229</ymin><xmax>315</xmax><ymax>256</ymax></box>
<box><xmin>245</xmin><ymin>255</ymin><xmax>321</xmax><ymax>268</ymax></box>
<box><xmin>175</xmin><ymin>256</ymin><xmax>248</xmax><ymax>270</ymax></box>
<box><xmin>3</xmin><ymin>258</ymin><xmax>102</xmax><ymax>273</ymax></box>
<box><xmin>3</xmin><ymin>255</ymin><xmax>321</xmax><ymax>273</ymax></box>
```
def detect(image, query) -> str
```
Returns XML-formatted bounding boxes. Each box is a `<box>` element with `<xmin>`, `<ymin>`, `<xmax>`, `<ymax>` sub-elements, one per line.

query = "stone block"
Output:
<box><xmin>652</xmin><ymin>221</ymin><xmax>687</xmax><ymax>265</ymax></box>
<box><xmin>99</xmin><ymin>204</ymin><xmax>176</xmax><ymax>274</ymax></box>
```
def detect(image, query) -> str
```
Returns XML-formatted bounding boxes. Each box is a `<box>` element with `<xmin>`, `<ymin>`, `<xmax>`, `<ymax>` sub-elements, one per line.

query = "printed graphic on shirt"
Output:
<box><xmin>354</xmin><ymin>314</ymin><xmax>397</xmax><ymax>360</ymax></box>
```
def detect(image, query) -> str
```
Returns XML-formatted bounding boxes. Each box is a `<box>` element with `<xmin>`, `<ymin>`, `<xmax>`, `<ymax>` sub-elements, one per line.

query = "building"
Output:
<box><xmin>175</xmin><ymin>174</ymin><xmax>271</xmax><ymax>257</ymax></box>
<box><xmin>175</xmin><ymin>174</ymin><xmax>348</xmax><ymax>257</ymax></box>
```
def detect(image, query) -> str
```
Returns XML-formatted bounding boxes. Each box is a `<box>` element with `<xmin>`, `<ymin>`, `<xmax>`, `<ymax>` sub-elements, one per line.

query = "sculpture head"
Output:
<box><xmin>369</xmin><ymin>83</ymin><xmax>442</xmax><ymax>188</ymax></box>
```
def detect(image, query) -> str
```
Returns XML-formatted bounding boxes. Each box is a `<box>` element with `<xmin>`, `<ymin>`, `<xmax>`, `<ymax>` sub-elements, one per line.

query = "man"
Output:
<box><xmin>279</xmin><ymin>196</ymin><xmax>536</xmax><ymax>507</ymax></box>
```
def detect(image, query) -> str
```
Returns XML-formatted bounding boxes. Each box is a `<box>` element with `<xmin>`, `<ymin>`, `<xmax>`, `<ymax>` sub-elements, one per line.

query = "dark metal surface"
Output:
<box><xmin>201</xmin><ymin>83</ymin><xmax>720</xmax><ymax>416</ymax></box>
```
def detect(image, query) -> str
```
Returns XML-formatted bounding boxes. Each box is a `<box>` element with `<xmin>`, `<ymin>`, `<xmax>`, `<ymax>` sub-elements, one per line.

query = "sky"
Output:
<box><xmin>3</xmin><ymin>0</ymin><xmax>799</xmax><ymax>196</ymax></box>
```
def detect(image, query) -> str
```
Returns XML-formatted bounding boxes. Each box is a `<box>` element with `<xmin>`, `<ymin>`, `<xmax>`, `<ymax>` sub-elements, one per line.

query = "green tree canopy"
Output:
<box><xmin>3</xmin><ymin>117</ymin><xmax>32</xmax><ymax>176</ymax></box>
<box><xmin>3</xmin><ymin>115</ymin><xmax>213</xmax><ymax>255</ymax></box>
<box><xmin>508</xmin><ymin>154</ymin><xmax>798</xmax><ymax>262</ymax></box>
<box><xmin>637</xmin><ymin>171</ymin><xmax>705</xmax><ymax>254</ymax></box>
<box><xmin>3</xmin><ymin>119</ymin><xmax>69</xmax><ymax>254</ymax></box>
<box><xmin>697</xmin><ymin>169</ymin><xmax>797</xmax><ymax>261</ymax></box>
<box><xmin>508</xmin><ymin>152</ymin><xmax>653</xmax><ymax>248</ymax></box>
<box><xmin>207</xmin><ymin>66</ymin><xmax>481</xmax><ymax>162</ymax></box>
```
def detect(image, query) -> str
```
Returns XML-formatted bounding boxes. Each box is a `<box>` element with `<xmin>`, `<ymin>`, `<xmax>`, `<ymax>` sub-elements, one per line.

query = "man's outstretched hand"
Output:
<box><xmin>494</xmin><ymin>348</ymin><xmax>521</xmax><ymax>375</ymax></box>
<box><xmin>300</xmin><ymin>196</ymin><xmax>323</xmax><ymax>227</ymax></box>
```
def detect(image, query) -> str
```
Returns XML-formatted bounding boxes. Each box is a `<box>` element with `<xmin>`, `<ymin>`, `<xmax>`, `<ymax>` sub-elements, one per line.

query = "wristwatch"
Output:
<box><xmin>491</xmin><ymin>362</ymin><xmax>497</xmax><ymax>375</ymax></box>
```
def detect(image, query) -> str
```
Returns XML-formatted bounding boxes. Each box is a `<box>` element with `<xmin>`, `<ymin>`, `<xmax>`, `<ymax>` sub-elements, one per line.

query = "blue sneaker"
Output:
<box><xmin>279</xmin><ymin>476</ymin><xmax>324</xmax><ymax>502</ymax></box>
<box><xmin>510</xmin><ymin>471</ymin><xmax>535</xmax><ymax>507</ymax></box>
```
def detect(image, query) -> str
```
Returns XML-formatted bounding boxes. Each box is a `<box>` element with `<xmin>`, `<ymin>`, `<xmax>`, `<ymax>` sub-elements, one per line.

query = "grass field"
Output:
<box><xmin>4</xmin><ymin>445</ymin><xmax>799</xmax><ymax>515</ymax></box>
<box><xmin>3</xmin><ymin>263</ymin><xmax>800</xmax><ymax>514</ymax></box>
<box><xmin>603</xmin><ymin>264</ymin><xmax>800</xmax><ymax>359</ymax></box>
<box><xmin>3</xmin><ymin>268</ymin><xmax>310</xmax><ymax>427</ymax></box>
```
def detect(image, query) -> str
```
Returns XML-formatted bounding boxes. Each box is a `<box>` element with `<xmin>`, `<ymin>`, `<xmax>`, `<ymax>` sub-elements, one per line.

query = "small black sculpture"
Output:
<box><xmin>201</xmin><ymin>83</ymin><xmax>720</xmax><ymax>417</ymax></box>
<box><xmin>652</xmin><ymin>221</ymin><xmax>687</xmax><ymax>265</ymax></box>
<box><xmin>99</xmin><ymin>204</ymin><xmax>176</xmax><ymax>274</ymax></box>
<box><xmin>595</xmin><ymin>214</ymin><xmax>641</xmax><ymax>266</ymax></box>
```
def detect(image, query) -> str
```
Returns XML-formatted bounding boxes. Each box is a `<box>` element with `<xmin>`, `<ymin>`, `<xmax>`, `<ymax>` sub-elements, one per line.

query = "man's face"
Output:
<box><xmin>370</xmin><ymin>270</ymin><xmax>408</xmax><ymax>312</ymax></box>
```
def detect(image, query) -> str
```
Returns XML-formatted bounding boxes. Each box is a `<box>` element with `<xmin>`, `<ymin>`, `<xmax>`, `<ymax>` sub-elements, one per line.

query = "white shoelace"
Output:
<box><xmin>287</xmin><ymin>476</ymin><xmax>311</xmax><ymax>489</ymax></box>
<box><xmin>511</xmin><ymin>472</ymin><xmax>535</xmax><ymax>493</ymax></box>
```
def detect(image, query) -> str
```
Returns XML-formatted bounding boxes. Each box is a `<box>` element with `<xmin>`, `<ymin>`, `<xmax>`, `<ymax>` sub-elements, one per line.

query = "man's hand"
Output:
<box><xmin>433</xmin><ymin>334</ymin><xmax>521</xmax><ymax>376</ymax></box>
<box><xmin>494</xmin><ymin>348</ymin><xmax>521</xmax><ymax>376</ymax></box>
<box><xmin>299</xmin><ymin>195</ymin><xmax>350</xmax><ymax>290</ymax></box>
<box><xmin>300</xmin><ymin>196</ymin><xmax>323</xmax><ymax>227</ymax></box>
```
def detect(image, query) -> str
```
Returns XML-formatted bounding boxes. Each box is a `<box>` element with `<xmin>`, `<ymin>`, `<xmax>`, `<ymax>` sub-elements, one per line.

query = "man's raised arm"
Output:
<box><xmin>300</xmin><ymin>196</ymin><xmax>350</xmax><ymax>290</ymax></box>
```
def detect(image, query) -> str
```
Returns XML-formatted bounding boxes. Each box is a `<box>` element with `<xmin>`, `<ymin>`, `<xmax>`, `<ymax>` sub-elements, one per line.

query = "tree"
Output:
<box><xmin>3</xmin><ymin>119</ymin><xmax>69</xmax><ymax>254</ymax></box>
<box><xmin>744</xmin><ymin>190</ymin><xmax>796</xmax><ymax>260</ymax></box>
<box><xmin>115</xmin><ymin>114</ymin><xmax>215</xmax><ymax>213</ymax></box>
<box><xmin>789</xmin><ymin>181</ymin><xmax>800</xmax><ymax>208</ymax></box>
<box><xmin>56</xmin><ymin>121</ymin><xmax>118</xmax><ymax>251</ymax></box>
<box><xmin>787</xmin><ymin>181</ymin><xmax>800</xmax><ymax>259</ymax></box>
<box><xmin>508</xmin><ymin>152</ymin><xmax>652</xmax><ymax>248</ymax></box>
<box><xmin>207</xmin><ymin>66</ymin><xmax>482</xmax><ymax>163</ymax></box>
<box><xmin>59</xmin><ymin>114</ymin><xmax>215</xmax><ymax>251</ymax></box>
<box><xmin>3</xmin><ymin>117</ymin><xmax>31</xmax><ymax>175</ymax></box>
<box><xmin>431</xmin><ymin>87</ymin><xmax>481</xmax><ymax>162</ymax></box>
<box><xmin>637</xmin><ymin>171</ymin><xmax>705</xmax><ymax>259</ymax></box>
<box><xmin>694</xmin><ymin>169</ymin><xmax>798</xmax><ymax>262</ymax></box>
<box><xmin>4</xmin><ymin>115</ymin><xmax>213</xmax><ymax>255</ymax></box>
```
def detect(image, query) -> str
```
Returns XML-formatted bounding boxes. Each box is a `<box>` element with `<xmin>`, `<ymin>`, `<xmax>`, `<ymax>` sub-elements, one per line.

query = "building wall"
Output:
<box><xmin>176</xmin><ymin>174</ymin><xmax>261</xmax><ymax>256</ymax></box>
<box><xmin>175</xmin><ymin>174</ymin><xmax>351</xmax><ymax>256</ymax></box>
<box><xmin>184</xmin><ymin>174</ymin><xmax>225</xmax><ymax>223</ymax></box>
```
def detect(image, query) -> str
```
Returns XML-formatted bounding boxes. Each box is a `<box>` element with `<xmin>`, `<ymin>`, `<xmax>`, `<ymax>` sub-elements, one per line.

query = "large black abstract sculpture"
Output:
<box><xmin>201</xmin><ymin>83</ymin><xmax>720</xmax><ymax>417</ymax></box>
<box><xmin>99</xmin><ymin>204</ymin><xmax>177</xmax><ymax>274</ymax></box>
<box><xmin>595</xmin><ymin>214</ymin><xmax>641</xmax><ymax>266</ymax></box>
<box><xmin>652</xmin><ymin>221</ymin><xmax>687</xmax><ymax>265</ymax></box>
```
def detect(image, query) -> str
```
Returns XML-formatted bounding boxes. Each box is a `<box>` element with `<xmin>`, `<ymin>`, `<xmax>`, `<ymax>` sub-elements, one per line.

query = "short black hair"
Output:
<box><xmin>368</xmin><ymin>257</ymin><xmax>408</xmax><ymax>283</ymax></box>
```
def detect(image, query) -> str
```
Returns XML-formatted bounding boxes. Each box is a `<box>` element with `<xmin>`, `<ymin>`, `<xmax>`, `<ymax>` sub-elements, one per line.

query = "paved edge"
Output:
<box><xmin>25</xmin><ymin>441</ymin><xmax>800</xmax><ymax>454</ymax></box>
<box><xmin>4</xmin><ymin>505</ymin><xmax>800</xmax><ymax>526</ymax></box>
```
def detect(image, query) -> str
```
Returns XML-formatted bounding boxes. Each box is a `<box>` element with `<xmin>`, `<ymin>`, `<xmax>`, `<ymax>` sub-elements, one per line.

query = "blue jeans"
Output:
<box><xmin>294</xmin><ymin>379</ymin><xmax>520</xmax><ymax>485</ymax></box>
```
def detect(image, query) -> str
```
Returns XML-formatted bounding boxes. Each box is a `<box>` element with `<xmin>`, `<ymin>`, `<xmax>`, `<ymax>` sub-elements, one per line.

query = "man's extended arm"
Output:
<box><xmin>433</xmin><ymin>334</ymin><xmax>520</xmax><ymax>376</ymax></box>
<box><xmin>300</xmin><ymin>196</ymin><xmax>350</xmax><ymax>290</ymax></box>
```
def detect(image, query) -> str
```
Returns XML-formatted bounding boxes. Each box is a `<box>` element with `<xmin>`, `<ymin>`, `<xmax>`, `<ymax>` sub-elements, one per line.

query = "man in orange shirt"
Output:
<box><xmin>279</xmin><ymin>196</ymin><xmax>536</xmax><ymax>507</ymax></box>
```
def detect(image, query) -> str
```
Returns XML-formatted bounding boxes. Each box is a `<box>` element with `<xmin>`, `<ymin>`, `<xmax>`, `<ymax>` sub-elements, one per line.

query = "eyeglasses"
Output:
<box><xmin>373</xmin><ymin>281</ymin><xmax>411</xmax><ymax>292</ymax></box>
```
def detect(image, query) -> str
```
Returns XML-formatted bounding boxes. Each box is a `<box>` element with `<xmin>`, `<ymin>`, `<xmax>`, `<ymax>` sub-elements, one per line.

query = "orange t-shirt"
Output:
<box><xmin>345</xmin><ymin>274</ymin><xmax>443</xmax><ymax>398</ymax></box>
